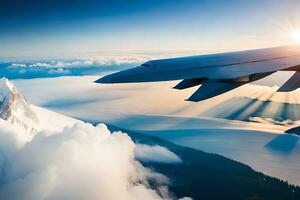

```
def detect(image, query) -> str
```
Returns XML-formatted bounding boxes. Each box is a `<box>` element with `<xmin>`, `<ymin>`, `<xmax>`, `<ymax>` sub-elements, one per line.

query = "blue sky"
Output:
<box><xmin>1</xmin><ymin>0</ymin><xmax>300</xmax><ymax>60</ymax></box>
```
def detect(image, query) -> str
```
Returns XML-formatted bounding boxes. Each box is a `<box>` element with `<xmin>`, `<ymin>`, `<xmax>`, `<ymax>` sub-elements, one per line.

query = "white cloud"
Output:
<box><xmin>10</xmin><ymin>63</ymin><xmax>27</xmax><ymax>68</ymax></box>
<box><xmin>48</xmin><ymin>68</ymin><xmax>70</xmax><ymax>74</ymax></box>
<box><xmin>30</xmin><ymin>62</ymin><xmax>52</xmax><ymax>67</ymax></box>
<box><xmin>0</xmin><ymin>121</ymin><xmax>172</xmax><ymax>200</ymax></box>
<box><xmin>179</xmin><ymin>197</ymin><xmax>193</xmax><ymax>200</ymax></box>
<box><xmin>89</xmin><ymin>55</ymin><xmax>151</xmax><ymax>66</ymax></box>
<box><xmin>135</xmin><ymin>144</ymin><xmax>182</xmax><ymax>164</ymax></box>
<box><xmin>8</xmin><ymin>55</ymin><xmax>151</xmax><ymax>70</ymax></box>
<box><xmin>249</xmin><ymin>117</ymin><xmax>299</xmax><ymax>126</ymax></box>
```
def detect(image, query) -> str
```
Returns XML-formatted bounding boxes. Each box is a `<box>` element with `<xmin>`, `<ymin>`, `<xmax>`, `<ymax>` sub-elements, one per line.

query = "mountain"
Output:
<box><xmin>0</xmin><ymin>77</ymin><xmax>39</xmax><ymax>138</ymax></box>
<box><xmin>0</xmin><ymin>77</ymin><xmax>78</xmax><ymax>138</ymax></box>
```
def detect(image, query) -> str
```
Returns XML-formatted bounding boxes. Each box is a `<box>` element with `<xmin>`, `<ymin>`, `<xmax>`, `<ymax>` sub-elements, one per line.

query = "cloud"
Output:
<box><xmin>135</xmin><ymin>144</ymin><xmax>182</xmax><ymax>164</ymax></box>
<box><xmin>0</xmin><ymin>121</ymin><xmax>172</xmax><ymax>200</ymax></box>
<box><xmin>86</xmin><ymin>55</ymin><xmax>151</xmax><ymax>66</ymax></box>
<box><xmin>48</xmin><ymin>68</ymin><xmax>70</xmax><ymax>74</ymax></box>
<box><xmin>8</xmin><ymin>55</ymin><xmax>150</xmax><ymax>69</ymax></box>
<box><xmin>178</xmin><ymin>198</ymin><xmax>193</xmax><ymax>200</ymax></box>
<box><xmin>10</xmin><ymin>63</ymin><xmax>27</xmax><ymax>68</ymax></box>
<box><xmin>30</xmin><ymin>62</ymin><xmax>52</xmax><ymax>67</ymax></box>
<box><xmin>3</xmin><ymin>55</ymin><xmax>152</xmax><ymax>79</ymax></box>
<box><xmin>249</xmin><ymin>117</ymin><xmax>299</xmax><ymax>126</ymax></box>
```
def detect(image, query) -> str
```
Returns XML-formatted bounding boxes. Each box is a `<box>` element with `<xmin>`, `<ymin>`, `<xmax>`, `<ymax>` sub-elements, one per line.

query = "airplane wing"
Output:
<box><xmin>96</xmin><ymin>45</ymin><xmax>300</xmax><ymax>101</ymax></box>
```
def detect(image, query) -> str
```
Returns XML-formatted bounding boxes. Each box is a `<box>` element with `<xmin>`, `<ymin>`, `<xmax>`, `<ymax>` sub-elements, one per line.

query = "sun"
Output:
<box><xmin>291</xmin><ymin>31</ymin><xmax>300</xmax><ymax>43</ymax></box>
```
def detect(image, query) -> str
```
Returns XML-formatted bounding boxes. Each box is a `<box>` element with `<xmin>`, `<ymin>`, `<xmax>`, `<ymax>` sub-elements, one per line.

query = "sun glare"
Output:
<box><xmin>291</xmin><ymin>31</ymin><xmax>300</xmax><ymax>43</ymax></box>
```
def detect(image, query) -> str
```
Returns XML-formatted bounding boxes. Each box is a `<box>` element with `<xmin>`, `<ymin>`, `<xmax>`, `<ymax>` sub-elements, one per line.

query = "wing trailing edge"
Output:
<box><xmin>183</xmin><ymin>72</ymin><xmax>274</xmax><ymax>102</ymax></box>
<box><xmin>187</xmin><ymin>81</ymin><xmax>245</xmax><ymax>102</ymax></box>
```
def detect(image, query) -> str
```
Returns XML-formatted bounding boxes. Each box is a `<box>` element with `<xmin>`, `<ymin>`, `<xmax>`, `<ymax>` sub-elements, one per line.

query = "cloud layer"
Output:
<box><xmin>135</xmin><ymin>144</ymin><xmax>182</xmax><ymax>164</ymax></box>
<box><xmin>0</xmin><ymin>120</ymin><xmax>172</xmax><ymax>200</ymax></box>
<box><xmin>9</xmin><ymin>56</ymin><xmax>149</xmax><ymax>69</ymax></box>
<box><xmin>1</xmin><ymin>55</ymin><xmax>152</xmax><ymax>79</ymax></box>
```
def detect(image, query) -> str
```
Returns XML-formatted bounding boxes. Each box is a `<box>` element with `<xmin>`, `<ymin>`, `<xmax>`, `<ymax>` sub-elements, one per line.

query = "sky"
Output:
<box><xmin>1</xmin><ymin>0</ymin><xmax>300</xmax><ymax>60</ymax></box>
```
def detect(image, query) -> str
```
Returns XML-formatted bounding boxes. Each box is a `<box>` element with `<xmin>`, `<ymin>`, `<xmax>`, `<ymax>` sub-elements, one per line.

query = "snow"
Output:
<box><xmin>0</xmin><ymin>77</ymin><xmax>79</xmax><ymax>136</ymax></box>
<box><xmin>0</xmin><ymin>77</ymin><xmax>14</xmax><ymax>95</ymax></box>
<box><xmin>32</xmin><ymin>105</ymin><xmax>79</xmax><ymax>132</ymax></box>
<box><xmin>0</xmin><ymin>78</ymin><xmax>39</xmax><ymax>139</ymax></box>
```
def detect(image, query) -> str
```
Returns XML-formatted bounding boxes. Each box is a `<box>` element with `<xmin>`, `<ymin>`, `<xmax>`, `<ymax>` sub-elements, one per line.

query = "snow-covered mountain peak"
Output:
<box><xmin>0</xmin><ymin>77</ymin><xmax>15</xmax><ymax>99</ymax></box>
<box><xmin>0</xmin><ymin>77</ymin><xmax>39</xmax><ymax>138</ymax></box>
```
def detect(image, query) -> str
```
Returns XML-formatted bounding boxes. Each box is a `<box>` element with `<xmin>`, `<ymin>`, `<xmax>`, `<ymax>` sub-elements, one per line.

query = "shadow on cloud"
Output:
<box><xmin>265</xmin><ymin>134</ymin><xmax>299</xmax><ymax>154</ymax></box>
<box><xmin>203</xmin><ymin>96</ymin><xmax>300</xmax><ymax>124</ymax></box>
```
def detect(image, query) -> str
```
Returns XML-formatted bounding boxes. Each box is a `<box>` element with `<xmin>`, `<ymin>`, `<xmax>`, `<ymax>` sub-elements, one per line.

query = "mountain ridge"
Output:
<box><xmin>0</xmin><ymin>77</ymin><xmax>39</xmax><ymax>138</ymax></box>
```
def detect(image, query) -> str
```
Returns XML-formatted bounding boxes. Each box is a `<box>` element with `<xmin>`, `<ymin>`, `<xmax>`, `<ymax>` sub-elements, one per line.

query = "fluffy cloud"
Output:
<box><xmin>0</xmin><ymin>121</ymin><xmax>172</xmax><ymax>200</ymax></box>
<box><xmin>48</xmin><ymin>68</ymin><xmax>70</xmax><ymax>74</ymax></box>
<box><xmin>8</xmin><ymin>55</ymin><xmax>151</xmax><ymax>69</ymax></box>
<box><xmin>9</xmin><ymin>63</ymin><xmax>27</xmax><ymax>68</ymax></box>
<box><xmin>4</xmin><ymin>56</ymin><xmax>152</xmax><ymax>78</ymax></box>
<box><xmin>178</xmin><ymin>198</ymin><xmax>193</xmax><ymax>200</ymax></box>
<box><xmin>135</xmin><ymin>144</ymin><xmax>182</xmax><ymax>164</ymax></box>
<box><xmin>249</xmin><ymin>117</ymin><xmax>298</xmax><ymax>126</ymax></box>
<box><xmin>85</xmin><ymin>55</ymin><xmax>151</xmax><ymax>66</ymax></box>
